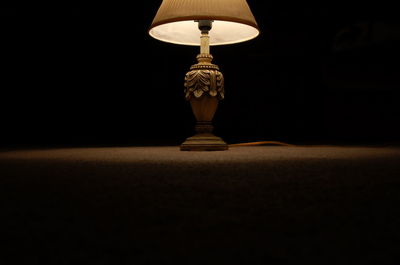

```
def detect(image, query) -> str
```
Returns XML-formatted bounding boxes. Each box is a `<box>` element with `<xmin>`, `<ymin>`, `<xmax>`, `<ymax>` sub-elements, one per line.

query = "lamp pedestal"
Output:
<box><xmin>180</xmin><ymin>54</ymin><xmax>228</xmax><ymax>151</ymax></box>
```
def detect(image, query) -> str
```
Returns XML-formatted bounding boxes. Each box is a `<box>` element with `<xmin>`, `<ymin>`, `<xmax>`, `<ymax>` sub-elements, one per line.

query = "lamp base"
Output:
<box><xmin>180</xmin><ymin>134</ymin><xmax>228</xmax><ymax>151</ymax></box>
<box><xmin>182</xmin><ymin>53</ymin><xmax>227</xmax><ymax>152</ymax></box>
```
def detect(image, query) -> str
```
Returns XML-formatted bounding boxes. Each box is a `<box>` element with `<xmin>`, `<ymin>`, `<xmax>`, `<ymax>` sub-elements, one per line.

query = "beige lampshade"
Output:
<box><xmin>149</xmin><ymin>0</ymin><xmax>259</xmax><ymax>46</ymax></box>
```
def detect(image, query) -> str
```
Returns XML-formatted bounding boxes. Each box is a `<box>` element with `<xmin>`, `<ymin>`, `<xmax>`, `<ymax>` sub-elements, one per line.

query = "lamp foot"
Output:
<box><xmin>180</xmin><ymin>134</ymin><xmax>228</xmax><ymax>151</ymax></box>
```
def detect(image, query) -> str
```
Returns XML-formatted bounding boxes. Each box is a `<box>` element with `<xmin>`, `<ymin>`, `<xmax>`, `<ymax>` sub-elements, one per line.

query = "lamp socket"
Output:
<box><xmin>197</xmin><ymin>20</ymin><xmax>213</xmax><ymax>33</ymax></box>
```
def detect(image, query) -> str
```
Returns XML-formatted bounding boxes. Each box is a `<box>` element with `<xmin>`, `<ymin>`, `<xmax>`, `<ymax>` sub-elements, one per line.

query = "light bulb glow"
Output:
<box><xmin>149</xmin><ymin>20</ymin><xmax>259</xmax><ymax>46</ymax></box>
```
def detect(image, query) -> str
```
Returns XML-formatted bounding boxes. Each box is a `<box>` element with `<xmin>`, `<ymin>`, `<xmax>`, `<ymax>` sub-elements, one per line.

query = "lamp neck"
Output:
<box><xmin>200</xmin><ymin>32</ymin><xmax>210</xmax><ymax>54</ymax></box>
<box><xmin>198</xmin><ymin>20</ymin><xmax>213</xmax><ymax>55</ymax></box>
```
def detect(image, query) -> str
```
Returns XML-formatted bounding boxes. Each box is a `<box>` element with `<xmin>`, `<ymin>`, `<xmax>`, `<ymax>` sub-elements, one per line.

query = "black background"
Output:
<box><xmin>1</xmin><ymin>3</ymin><xmax>400</xmax><ymax>148</ymax></box>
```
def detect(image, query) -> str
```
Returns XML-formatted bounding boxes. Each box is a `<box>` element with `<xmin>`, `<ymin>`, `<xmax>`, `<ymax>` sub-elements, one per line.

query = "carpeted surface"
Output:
<box><xmin>1</xmin><ymin>146</ymin><xmax>400</xmax><ymax>265</ymax></box>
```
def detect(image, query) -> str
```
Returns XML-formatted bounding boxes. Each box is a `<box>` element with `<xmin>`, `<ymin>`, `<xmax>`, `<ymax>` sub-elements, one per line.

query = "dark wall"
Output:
<box><xmin>1</xmin><ymin>4</ymin><xmax>399</xmax><ymax>148</ymax></box>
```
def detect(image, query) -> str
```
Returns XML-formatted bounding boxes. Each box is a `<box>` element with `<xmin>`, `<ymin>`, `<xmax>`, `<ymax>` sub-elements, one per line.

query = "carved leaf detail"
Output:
<box><xmin>209</xmin><ymin>89</ymin><xmax>217</xmax><ymax>97</ymax></box>
<box><xmin>216</xmin><ymin>72</ymin><xmax>225</xmax><ymax>99</ymax></box>
<box><xmin>184</xmin><ymin>68</ymin><xmax>225</xmax><ymax>100</ymax></box>
<box><xmin>194</xmin><ymin>89</ymin><xmax>204</xmax><ymax>98</ymax></box>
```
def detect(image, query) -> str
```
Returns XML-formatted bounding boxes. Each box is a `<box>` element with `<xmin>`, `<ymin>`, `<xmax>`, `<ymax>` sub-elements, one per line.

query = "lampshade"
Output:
<box><xmin>149</xmin><ymin>0</ymin><xmax>259</xmax><ymax>46</ymax></box>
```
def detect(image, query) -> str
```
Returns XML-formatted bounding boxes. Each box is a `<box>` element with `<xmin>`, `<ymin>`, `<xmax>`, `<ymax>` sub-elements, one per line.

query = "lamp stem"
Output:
<box><xmin>198</xmin><ymin>20</ymin><xmax>212</xmax><ymax>55</ymax></box>
<box><xmin>200</xmin><ymin>32</ymin><xmax>210</xmax><ymax>54</ymax></box>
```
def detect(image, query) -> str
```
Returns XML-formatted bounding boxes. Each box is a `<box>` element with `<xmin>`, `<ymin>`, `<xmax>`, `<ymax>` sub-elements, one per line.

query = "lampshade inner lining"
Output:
<box><xmin>149</xmin><ymin>20</ymin><xmax>259</xmax><ymax>46</ymax></box>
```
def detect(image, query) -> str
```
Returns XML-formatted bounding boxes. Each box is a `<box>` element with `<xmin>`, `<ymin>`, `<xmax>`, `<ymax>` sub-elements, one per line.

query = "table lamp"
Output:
<box><xmin>149</xmin><ymin>0</ymin><xmax>259</xmax><ymax>151</ymax></box>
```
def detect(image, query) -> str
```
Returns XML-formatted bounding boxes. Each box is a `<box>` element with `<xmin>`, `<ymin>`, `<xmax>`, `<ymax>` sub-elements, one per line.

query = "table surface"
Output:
<box><xmin>1</xmin><ymin>145</ymin><xmax>400</xmax><ymax>177</ymax></box>
<box><xmin>2</xmin><ymin>145</ymin><xmax>400</xmax><ymax>162</ymax></box>
<box><xmin>1</xmin><ymin>146</ymin><xmax>400</xmax><ymax>264</ymax></box>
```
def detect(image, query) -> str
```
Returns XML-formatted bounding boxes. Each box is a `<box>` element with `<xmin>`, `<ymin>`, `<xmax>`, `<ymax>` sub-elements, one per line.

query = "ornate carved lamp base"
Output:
<box><xmin>180</xmin><ymin>53</ymin><xmax>228</xmax><ymax>151</ymax></box>
<box><xmin>180</xmin><ymin>122</ymin><xmax>228</xmax><ymax>151</ymax></box>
